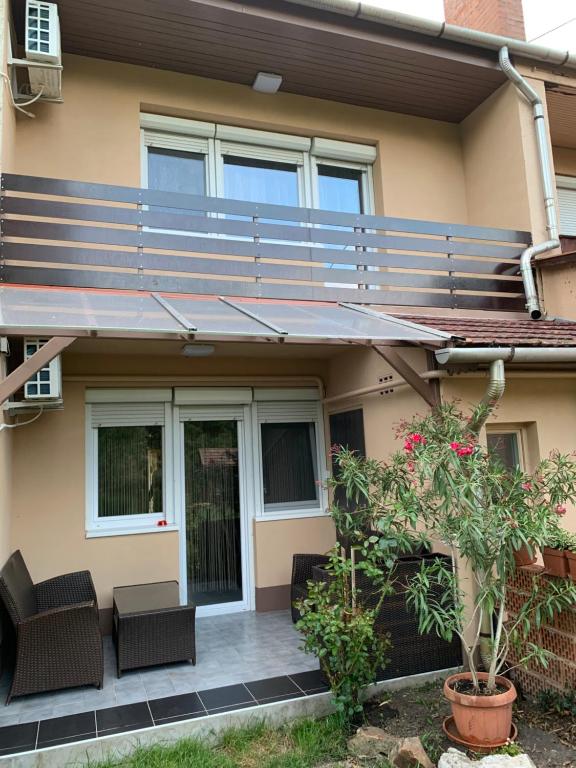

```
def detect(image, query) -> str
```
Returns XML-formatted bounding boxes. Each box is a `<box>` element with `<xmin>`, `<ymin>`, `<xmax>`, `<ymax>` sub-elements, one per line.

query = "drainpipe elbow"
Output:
<box><xmin>520</xmin><ymin>240</ymin><xmax>560</xmax><ymax>320</ymax></box>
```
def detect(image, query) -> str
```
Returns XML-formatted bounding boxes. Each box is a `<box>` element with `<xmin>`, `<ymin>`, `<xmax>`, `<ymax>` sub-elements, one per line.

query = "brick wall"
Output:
<box><xmin>444</xmin><ymin>0</ymin><xmax>526</xmax><ymax>40</ymax></box>
<box><xmin>507</xmin><ymin>566</ymin><xmax>576</xmax><ymax>697</ymax></box>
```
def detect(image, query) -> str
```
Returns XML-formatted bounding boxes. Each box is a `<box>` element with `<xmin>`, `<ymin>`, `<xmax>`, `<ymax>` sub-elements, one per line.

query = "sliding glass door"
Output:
<box><xmin>178</xmin><ymin>408</ymin><xmax>252</xmax><ymax>615</ymax></box>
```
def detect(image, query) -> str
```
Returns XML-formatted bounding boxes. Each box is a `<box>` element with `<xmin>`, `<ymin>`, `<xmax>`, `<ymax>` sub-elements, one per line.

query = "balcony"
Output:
<box><xmin>0</xmin><ymin>174</ymin><xmax>530</xmax><ymax>313</ymax></box>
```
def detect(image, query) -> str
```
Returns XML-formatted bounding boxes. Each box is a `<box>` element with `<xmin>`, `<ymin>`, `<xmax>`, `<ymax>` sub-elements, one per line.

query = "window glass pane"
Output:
<box><xmin>223</xmin><ymin>156</ymin><xmax>299</xmax><ymax>207</ymax></box>
<box><xmin>147</xmin><ymin>147</ymin><xmax>206</xmax><ymax>216</ymax></box>
<box><xmin>318</xmin><ymin>165</ymin><xmax>363</xmax><ymax>214</ymax></box>
<box><xmin>98</xmin><ymin>426</ymin><xmax>163</xmax><ymax>517</ymax></box>
<box><xmin>261</xmin><ymin>422</ymin><xmax>318</xmax><ymax>507</ymax></box>
<box><xmin>317</xmin><ymin>164</ymin><xmax>365</xmax><ymax>278</ymax></box>
<box><xmin>487</xmin><ymin>433</ymin><xmax>520</xmax><ymax>471</ymax></box>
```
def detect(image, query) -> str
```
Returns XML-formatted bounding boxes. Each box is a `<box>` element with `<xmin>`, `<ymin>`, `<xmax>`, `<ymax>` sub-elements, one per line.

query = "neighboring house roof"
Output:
<box><xmin>396</xmin><ymin>315</ymin><xmax>576</xmax><ymax>347</ymax></box>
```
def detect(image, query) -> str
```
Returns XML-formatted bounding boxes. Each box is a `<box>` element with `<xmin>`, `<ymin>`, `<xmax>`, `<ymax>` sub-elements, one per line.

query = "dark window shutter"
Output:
<box><xmin>329</xmin><ymin>409</ymin><xmax>365</xmax><ymax>511</ymax></box>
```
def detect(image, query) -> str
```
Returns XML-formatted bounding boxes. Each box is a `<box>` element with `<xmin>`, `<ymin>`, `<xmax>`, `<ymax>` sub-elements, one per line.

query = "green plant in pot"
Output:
<box><xmin>337</xmin><ymin>404</ymin><xmax>576</xmax><ymax>748</ymax></box>
<box><xmin>563</xmin><ymin>531</ymin><xmax>576</xmax><ymax>582</ymax></box>
<box><xmin>542</xmin><ymin>525</ymin><xmax>573</xmax><ymax>578</ymax></box>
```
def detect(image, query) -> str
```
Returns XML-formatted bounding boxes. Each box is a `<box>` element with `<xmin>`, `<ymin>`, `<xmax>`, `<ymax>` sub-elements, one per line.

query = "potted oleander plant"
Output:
<box><xmin>341</xmin><ymin>404</ymin><xmax>576</xmax><ymax>748</ymax></box>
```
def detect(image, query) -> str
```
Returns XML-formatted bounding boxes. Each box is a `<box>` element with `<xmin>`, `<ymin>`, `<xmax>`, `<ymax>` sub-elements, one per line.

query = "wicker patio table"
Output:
<box><xmin>113</xmin><ymin>581</ymin><xmax>196</xmax><ymax>677</ymax></box>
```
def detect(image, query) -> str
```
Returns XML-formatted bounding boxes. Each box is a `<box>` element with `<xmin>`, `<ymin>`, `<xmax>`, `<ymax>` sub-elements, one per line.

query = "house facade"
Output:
<box><xmin>1</xmin><ymin>0</ymin><xmax>576</xmax><ymax>638</ymax></box>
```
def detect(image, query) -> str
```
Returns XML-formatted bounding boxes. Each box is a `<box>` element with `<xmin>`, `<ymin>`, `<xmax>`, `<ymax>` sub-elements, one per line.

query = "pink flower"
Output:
<box><xmin>409</xmin><ymin>433</ymin><xmax>426</xmax><ymax>445</ymax></box>
<box><xmin>522</xmin><ymin>482</ymin><xmax>532</xmax><ymax>491</ymax></box>
<box><xmin>406</xmin><ymin>461</ymin><xmax>415</xmax><ymax>473</ymax></box>
<box><xmin>456</xmin><ymin>446</ymin><xmax>474</xmax><ymax>457</ymax></box>
<box><xmin>450</xmin><ymin>442</ymin><xmax>461</xmax><ymax>451</ymax></box>
<box><xmin>404</xmin><ymin>440</ymin><xmax>413</xmax><ymax>453</ymax></box>
<box><xmin>555</xmin><ymin>504</ymin><xmax>567</xmax><ymax>516</ymax></box>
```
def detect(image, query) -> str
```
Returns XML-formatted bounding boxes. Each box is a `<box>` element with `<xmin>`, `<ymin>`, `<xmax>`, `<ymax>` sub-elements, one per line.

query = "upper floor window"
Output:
<box><xmin>141</xmin><ymin>115</ymin><xmax>375</xmax><ymax>217</ymax></box>
<box><xmin>556</xmin><ymin>175</ymin><xmax>576</xmax><ymax>236</ymax></box>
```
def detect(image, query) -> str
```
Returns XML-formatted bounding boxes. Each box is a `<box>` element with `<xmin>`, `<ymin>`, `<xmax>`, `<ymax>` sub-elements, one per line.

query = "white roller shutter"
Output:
<box><xmin>257</xmin><ymin>401</ymin><xmax>320</xmax><ymax>423</ymax></box>
<box><xmin>90</xmin><ymin>402</ymin><xmax>166</xmax><ymax>428</ymax></box>
<box><xmin>557</xmin><ymin>176</ymin><xmax>576</xmax><ymax>236</ymax></box>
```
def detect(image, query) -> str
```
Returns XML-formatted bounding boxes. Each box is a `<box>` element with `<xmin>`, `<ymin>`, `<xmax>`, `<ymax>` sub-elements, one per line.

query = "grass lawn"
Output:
<box><xmin>95</xmin><ymin>715</ymin><xmax>371</xmax><ymax>768</ymax></box>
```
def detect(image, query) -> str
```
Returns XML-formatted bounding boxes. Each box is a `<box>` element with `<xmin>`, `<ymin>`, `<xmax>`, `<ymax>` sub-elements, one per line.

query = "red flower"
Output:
<box><xmin>404</xmin><ymin>440</ymin><xmax>413</xmax><ymax>453</ymax></box>
<box><xmin>450</xmin><ymin>442</ymin><xmax>461</xmax><ymax>451</ymax></box>
<box><xmin>409</xmin><ymin>433</ymin><xmax>426</xmax><ymax>445</ymax></box>
<box><xmin>555</xmin><ymin>504</ymin><xmax>567</xmax><ymax>516</ymax></box>
<box><xmin>522</xmin><ymin>482</ymin><xmax>532</xmax><ymax>491</ymax></box>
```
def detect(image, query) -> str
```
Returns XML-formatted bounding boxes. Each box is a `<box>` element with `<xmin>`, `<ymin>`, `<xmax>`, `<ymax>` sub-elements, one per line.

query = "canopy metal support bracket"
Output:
<box><xmin>372</xmin><ymin>345</ymin><xmax>439</xmax><ymax>408</ymax></box>
<box><xmin>0</xmin><ymin>337</ymin><xmax>76</xmax><ymax>406</ymax></box>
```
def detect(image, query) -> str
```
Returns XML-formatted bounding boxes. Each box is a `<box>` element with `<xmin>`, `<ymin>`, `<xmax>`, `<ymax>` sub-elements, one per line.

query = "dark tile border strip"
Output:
<box><xmin>0</xmin><ymin>670</ymin><xmax>324</xmax><ymax>758</ymax></box>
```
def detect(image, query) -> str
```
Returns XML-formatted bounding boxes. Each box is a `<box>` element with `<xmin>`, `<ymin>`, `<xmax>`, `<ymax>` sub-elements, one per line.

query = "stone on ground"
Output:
<box><xmin>347</xmin><ymin>725</ymin><xmax>399</xmax><ymax>758</ymax></box>
<box><xmin>389</xmin><ymin>736</ymin><xmax>434</xmax><ymax>768</ymax></box>
<box><xmin>438</xmin><ymin>747</ymin><xmax>537</xmax><ymax>768</ymax></box>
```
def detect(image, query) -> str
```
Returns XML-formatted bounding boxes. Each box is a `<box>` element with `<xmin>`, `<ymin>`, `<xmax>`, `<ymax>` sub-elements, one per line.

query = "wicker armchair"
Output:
<box><xmin>0</xmin><ymin>550</ymin><xmax>103</xmax><ymax>703</ymax></box>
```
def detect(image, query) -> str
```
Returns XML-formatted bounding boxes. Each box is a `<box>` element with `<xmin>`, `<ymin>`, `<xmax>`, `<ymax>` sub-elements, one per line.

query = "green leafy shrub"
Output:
<box><xmin>296</xmin><ymin>546</ymin><xmax>391</xmax><ymax>720</ymax></box>
<box><xmin>537</xmin><ymin>688</ymin><xmax>576</xmax><ymax>717</ymax></box>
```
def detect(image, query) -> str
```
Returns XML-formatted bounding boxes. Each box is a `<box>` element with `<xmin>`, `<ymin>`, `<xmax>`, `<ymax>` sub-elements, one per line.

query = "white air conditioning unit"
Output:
<box><xmin>25</xmin><ymin>0</ymin><xmax>61</xmax><ymax>99</ymax></box>
<box><xmin>23</xmin><ymin>337</ymin><xmax>62</xmax><ymax>400</ymax></box>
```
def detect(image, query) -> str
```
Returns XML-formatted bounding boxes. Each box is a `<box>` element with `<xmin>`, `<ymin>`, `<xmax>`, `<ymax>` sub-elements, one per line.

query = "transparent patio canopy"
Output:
<box><xmin>0</xmin><ymin>286</ymin><xmax>454</xmax><ymax>345</ymax></box>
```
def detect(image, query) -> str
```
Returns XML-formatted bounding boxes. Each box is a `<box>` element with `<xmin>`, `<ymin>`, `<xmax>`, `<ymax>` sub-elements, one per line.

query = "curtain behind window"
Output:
<box><xmin>98</xmin><ymin>426</ymin><xmax>162</xmax><ymax>517</ymax></box>
<box><xmin>261</xmin><ymin>422</ymin><xmax>318</xmax><ymax>506</ymax></box>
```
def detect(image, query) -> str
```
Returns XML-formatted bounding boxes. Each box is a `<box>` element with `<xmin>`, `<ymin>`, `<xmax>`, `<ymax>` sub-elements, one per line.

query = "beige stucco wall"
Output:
<box><xmin>461</xmin><ymin>79</ymin><xmax>548</xmax><ymax>240</ymax></box>
<box><xmin>441</xmin><ymin>374</ymin><xmax>576</xmax><ymax>534</ymax></box>
<box><xmin>8</xmin><ymin>53</ymin><xmax>471</xmax><ymax>225</ymax></box>
<box><xmin>325</xmin><ymin>345</ymin><xmax>432</xmax><ymax>462</ymax></box>
<box><xmin>9</xmin><ymin>346</ymin><xmax>334</xmax><ymax>607</ymax></box>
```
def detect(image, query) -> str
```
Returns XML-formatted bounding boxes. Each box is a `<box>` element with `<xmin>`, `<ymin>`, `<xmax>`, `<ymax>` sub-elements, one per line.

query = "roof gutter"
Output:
<box><xmin>436</xmin><ymin>347</ymin><xmax>576</xmax><ymax>365</ymax></box>
<box><xmin>282</xmin><ymin>1</ymin><xmax>576</xmax><ymax>70</ymax></box>
<box><xmin>498</xmin><ymin>47</ymin><xmax>560</xmax><ymax>320</ymax></box>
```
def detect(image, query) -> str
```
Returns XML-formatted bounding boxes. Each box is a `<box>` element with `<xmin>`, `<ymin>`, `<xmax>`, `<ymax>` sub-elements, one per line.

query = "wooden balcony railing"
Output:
<box><xmin>0</xmin><ymin>174</ymin><xmax>531</xmax><ymax>311</ymax></box>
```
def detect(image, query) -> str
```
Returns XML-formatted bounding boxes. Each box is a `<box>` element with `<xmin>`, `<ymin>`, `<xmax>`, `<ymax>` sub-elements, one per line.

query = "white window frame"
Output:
<box><xmin>252</xmin><ymin>398</ymin><xmax>328</xmax><ymax>521</ymax></box>
<box><xmin>486</xmin><ymin>426</ymin><xmax>526</xmax><ymax>471</ymax></box>
<box><xmin>85</xmin><ymin>391</ymin><xmax>176</xmax><ymax>538</ymax></box>
<box><xmin>140</xmin><ymin>115</ymin><xmax>376</xmax><ymax>216</ymax></box>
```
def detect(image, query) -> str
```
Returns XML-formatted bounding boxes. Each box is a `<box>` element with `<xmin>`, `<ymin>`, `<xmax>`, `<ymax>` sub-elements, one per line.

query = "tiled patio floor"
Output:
<box><xmin>0</xmin><ymin>610</ymin><xmax>319</xmax><ymax>729</ymax></box>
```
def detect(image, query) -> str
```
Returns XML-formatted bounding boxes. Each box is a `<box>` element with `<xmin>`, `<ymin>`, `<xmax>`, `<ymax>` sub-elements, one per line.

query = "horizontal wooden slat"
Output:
<box><xmin>1</xmin><ymin>217</ymin><xmax>527</xmax><ymax>260</ymax></box>
<box><xmin>2</xmin><ymin>266</ymin><xmax>526</xmax><ymax>311</ymax></box>
<box><xmin>1</xmin><ymin>242</ymin><xmax>520</xmax><ymax>276</ymax></box>
<box><xmin>1</xmin><ymin>174</ymin><xmax>531</xmax><ymax>243</ymax></box>
<box><xmin>1</xmin><ymin>243</ymin><xmax>521</xmax><ymax>292</ymax></box>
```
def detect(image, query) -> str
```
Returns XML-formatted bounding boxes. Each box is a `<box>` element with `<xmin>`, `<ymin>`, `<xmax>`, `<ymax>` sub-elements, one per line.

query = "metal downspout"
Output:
<box><xmin>498</xmin><ymin>46</ymin><xmax>560</xmax><ymax>320</ymax></box>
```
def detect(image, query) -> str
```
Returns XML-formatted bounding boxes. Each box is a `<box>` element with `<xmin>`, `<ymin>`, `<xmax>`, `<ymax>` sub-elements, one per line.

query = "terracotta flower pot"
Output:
<box><xmin>566</xmin><ymin>550</ymin><xmax>576</xmax><ymax>582</ymax></box>
<box><xmin>542</xmin><ymin>546</ymin><xmax>569</xmax><ymax>578</ymax></box>
<box><xmin>443</xmin><ymin>672</ymin><xmax>517</xmax><ymax>747</ymax></box>
<box><xmin>513</xmin><ymin>543</ymin><xmax>537</xmax><ymax>567</ymax></box>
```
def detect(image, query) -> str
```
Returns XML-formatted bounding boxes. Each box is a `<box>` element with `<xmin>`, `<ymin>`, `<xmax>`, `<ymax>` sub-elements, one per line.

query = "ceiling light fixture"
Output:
<box><xmin>252</xmin><ymin>72</ymin><xmax>283</xmax><ymax>94</ymax></box>
<box><xmin>181</xmin><ymin>344</ymin><xmax>215</xmax><ymax>357</ymax></box>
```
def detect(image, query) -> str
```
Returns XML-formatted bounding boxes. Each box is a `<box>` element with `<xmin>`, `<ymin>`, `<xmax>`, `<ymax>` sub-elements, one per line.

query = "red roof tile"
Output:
<box><xmin>395</xmin><ymin>315</ymin><xmax>576</xmax><ymax>347</ymax></box>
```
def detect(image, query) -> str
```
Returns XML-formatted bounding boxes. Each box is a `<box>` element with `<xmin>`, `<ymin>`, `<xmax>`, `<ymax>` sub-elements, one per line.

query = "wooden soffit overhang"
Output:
<box><xmin>11</xmin><ymin>0</ymin><xmax>507</xmax><ymax>122</ymax></box>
